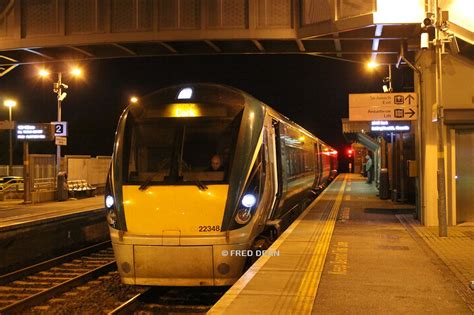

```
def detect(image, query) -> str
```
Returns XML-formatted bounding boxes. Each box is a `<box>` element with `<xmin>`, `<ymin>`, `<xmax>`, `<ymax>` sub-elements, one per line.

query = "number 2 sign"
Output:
<box><xmin>51</xmin><ymin>121</ymin><xmax>68</xmax><ymax>136</ymax></box>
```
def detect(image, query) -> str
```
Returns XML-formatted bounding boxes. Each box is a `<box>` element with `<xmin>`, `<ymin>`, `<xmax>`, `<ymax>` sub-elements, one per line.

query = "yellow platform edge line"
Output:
<box><xmin>293</xmin><ymin>176</ymin><xmax>347</xmax><ymax>313</ymax></box>
<box><xmin>208</xmin><ymin>175</ymin><xmax>346</xmax><ymax>314</ymax></box>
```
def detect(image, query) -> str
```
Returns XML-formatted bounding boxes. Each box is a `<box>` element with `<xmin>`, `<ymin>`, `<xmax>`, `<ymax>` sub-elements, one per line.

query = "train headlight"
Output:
<box><xmin>105</xmin><ymin>195</ymin><xmax>115</xmax><ymax>208</ymax></box>
<box><xmin>235</xmin><ymin>208</ymin><xmax>252</xmax><ymax>225</ymax></box>
<box><xmin>241</xmin><ymin>193</ymin><xmax>256</xmax><ymax>208</ymax></box>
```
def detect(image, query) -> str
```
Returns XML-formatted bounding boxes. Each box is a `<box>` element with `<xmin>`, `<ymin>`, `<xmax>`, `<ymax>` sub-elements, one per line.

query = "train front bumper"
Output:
<box><xmin>111</xmin><ymin>232</ymin><xmax>249</xmax><ymax>286</ymax></box>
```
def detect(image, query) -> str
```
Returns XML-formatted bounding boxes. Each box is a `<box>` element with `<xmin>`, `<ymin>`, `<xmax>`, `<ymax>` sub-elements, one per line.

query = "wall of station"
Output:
<box><xmin>415</xmin><ymin>51</ymin><xmax>474</xmax><ymax>226</ymax></box>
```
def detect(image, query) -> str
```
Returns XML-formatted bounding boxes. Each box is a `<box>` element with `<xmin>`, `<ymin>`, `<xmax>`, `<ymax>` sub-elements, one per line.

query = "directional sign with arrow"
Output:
<box><xmin>349</xmin><ymin>92</ymin><xmax>418</xmax><ymax>121</ymax></box>
<box><xmin>405</xmin><ymin>94</ymin><xmax>415</xmax><ymax>105</ymax></box>
<box><xmin>405</xmin><ymin>108</ymin><xmax>415</xmax><ymax>118</ymax></box>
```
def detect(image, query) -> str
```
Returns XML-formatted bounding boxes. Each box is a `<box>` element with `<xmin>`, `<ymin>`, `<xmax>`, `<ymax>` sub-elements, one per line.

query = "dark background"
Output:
<box><xmin>0</xmin><ymin>54</ymin><xmax>414</xmax><ymax>171</ymax></box>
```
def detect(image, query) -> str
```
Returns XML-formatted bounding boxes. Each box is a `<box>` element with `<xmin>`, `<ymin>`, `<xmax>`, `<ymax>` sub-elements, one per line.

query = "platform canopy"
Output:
<box><xmin>0</xmin><ymin>0</ymin><xmax>472</xmax><ymax>76</ymax></box>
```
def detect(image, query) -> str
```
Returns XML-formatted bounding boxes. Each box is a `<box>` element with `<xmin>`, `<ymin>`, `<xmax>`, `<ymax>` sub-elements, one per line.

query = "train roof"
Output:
<box><xmin>134</xmin><ymin>83</ymin><xmax>334</xmax><ymax>150</ymax></box>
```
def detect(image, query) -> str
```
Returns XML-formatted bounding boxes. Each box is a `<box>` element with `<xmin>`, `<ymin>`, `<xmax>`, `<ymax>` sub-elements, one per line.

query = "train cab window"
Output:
<box><xmin>180</xmin><ymin>115</ymin><xmax>241</xmax><ymax>182</ymax></box>
<box><xmin>125</xmin><ymin>123</ymin><xmax>176</xmax><ymax>182</ymax></box>
<box><xmin>123</xmin><ymin>110</ymin><xmax>243</xmax><ymax>185</ymax></box>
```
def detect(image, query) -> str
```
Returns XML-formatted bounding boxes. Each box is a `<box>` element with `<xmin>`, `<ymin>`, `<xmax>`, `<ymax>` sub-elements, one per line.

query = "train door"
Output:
<box><xmin>266</xmin><ymin>119</ymin><xmax>283</xmax><ymax>219</ymax></box>
<box><xmin>313</xmin><ymin>141</ymin><xmax>321</xmax><ymax>188</ymax></box>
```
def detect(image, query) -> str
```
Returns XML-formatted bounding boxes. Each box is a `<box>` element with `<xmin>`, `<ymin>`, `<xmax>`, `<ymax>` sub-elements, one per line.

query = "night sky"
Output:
<box><xmin>0</xmin><ymin>54</ymin><xmax>414</xmax><ymax>170</ymax></box>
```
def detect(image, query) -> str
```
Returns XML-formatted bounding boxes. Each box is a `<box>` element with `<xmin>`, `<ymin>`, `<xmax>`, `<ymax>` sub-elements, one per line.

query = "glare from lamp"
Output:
<box><xmin>38</xmin><ymin>69</ymin><xmax>50</xmax><ymax>77</ymax></box>
<box><xmin>367</xmin><ymin>61</ymin><xmax>379</xmax><ymax>69</ymax></box>
<box><xmin>70</xmin><ymin>67</ymin><xmax>82</xmax><ymax>77</ymax></box>
<box><xmin>3</xmin><ymin>99</ymin><xmax>16</xmax><ymax>108</ymax></box>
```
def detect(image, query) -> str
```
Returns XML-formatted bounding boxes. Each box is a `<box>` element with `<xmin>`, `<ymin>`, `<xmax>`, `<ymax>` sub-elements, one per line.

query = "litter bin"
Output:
<box><xmin>379</xmin><ymin>168</ymin><xmax>390</xmax><ymax>200</ymax></box>
<box><xmin>57</xmin><ymin>171</ymin><xmax>68</xmax><ymax>201</ymax></box>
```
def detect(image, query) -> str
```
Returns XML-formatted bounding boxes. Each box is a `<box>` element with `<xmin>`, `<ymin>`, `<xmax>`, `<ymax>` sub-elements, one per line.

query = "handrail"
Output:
<box><xmin>33</xmin><ymin>177</ymin><xmax>56</xmax><ymax>191</ymax></box>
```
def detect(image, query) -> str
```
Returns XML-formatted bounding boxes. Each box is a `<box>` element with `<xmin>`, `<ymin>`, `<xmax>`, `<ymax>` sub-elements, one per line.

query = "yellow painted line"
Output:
<box><xmin>292</xmin><ymin>176</ymin><xmax>347</xmax><ymax>313</ymax></box>
<box><xmin>209</xmin><ymin>175</ymin><xmax>345</xmax><ymax>314</ymax></box>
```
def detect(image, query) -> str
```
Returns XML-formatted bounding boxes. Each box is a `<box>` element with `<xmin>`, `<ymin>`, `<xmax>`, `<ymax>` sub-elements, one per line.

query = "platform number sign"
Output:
<box><xmin>51</xmin><ymin>121</ymin><xmax>67</xmax><ymax>137</ymax></box>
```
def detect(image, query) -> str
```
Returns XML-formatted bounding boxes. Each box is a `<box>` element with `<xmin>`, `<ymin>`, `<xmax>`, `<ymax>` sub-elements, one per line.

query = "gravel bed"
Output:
<box><xmin>23</xmin><ymin>271</ymin><xmax>145</xmax><ymax>314</ymax></box>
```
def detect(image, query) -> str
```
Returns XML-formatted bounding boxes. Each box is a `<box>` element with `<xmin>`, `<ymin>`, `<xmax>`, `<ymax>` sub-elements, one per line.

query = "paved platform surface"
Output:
<box><xmin>0</xmin><ymin>197</ymin><xmax>104</xmax><ymax>230</ymax></box>
<box><xmin>210</xmin><ymin>174</ymin><xmax>474</xmax><ymax>314</ymax></box>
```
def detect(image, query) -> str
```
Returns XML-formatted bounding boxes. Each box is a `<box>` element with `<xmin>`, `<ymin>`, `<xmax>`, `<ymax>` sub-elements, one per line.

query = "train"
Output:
<box><xmin>105</xmin><ymin>83</ymin><xmax>338</xmax><ymax>286</ymax></box>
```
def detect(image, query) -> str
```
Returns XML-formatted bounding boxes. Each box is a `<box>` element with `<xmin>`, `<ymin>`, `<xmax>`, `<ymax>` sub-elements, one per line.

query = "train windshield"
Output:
<box><xmin>123</xmin><ymin>111</ymin><xmax>243</xmax><ymax>185</ymax></box>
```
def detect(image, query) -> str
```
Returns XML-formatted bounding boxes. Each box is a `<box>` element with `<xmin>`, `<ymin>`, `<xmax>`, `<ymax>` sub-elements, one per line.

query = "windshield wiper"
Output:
<box><xmin>139</xmin><ymin>173</ymin><xmax>157</xmax><ymax>191</ymax></box>
<box><xmin>194</xmin><ymin>179</ymin><xmax>208</xmax><ymax>191</ymax></box>
<box><xmin>139</xmin><ymin>159</ymin><xmax>171</xmax><ymax>191</ymax></box>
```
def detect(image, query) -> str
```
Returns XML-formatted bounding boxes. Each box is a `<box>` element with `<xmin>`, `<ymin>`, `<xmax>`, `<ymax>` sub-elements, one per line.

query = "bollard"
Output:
<box><xmin>379</xmin><ymin>168</ymin><xmax>390</xmax><ymax>200</ymax></box>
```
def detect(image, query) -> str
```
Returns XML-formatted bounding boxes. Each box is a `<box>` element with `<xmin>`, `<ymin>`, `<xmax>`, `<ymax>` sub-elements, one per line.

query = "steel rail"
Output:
<box><xmin>108</xmin><ymin>289</ymin><xmax>150</xmax><ymax>315</ymax></box>
<box><xmin>0</xmin><ymin>261</ymin><xmax>116</xmax><ymax>314</ymax></box>
<box><xmin>0</xmin><ymin>241</ymin><xmax>111</xmax><ymax>285</ymax></box>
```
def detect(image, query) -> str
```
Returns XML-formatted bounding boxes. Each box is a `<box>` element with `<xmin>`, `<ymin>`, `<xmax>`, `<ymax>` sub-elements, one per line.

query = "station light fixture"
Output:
<box><xmin>130</xmin><ymin>96</ymin><xmax>138</xmax><ymax>104</ymax></box>
<box><xmin>37</xmin><ymin>66</ymin><xmax>85</xmax><ymax>176</ymax></box>
<box><xmin>38</xmin><ymin>69</ymin><xmax>50</xmax><ymax>77</ymax></box>
<box><xmin>3</xmin><ymin>99</ymin><xmax>17</xmax><ymax>108</ymax></box>
<box><xmin>367</xmin><ymin>61</ymin><xmax>379</xmax><ymax>69</ymax></box>
<box><xmin>70</xmin><ymin>67</ymin><xmax>82</xmax><ymax>77</ymax></box>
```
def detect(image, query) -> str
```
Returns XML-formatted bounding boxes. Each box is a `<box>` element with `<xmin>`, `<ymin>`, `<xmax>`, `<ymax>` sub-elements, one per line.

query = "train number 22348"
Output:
<box><xmin>198</xmin><ymin>225</ymin><xmax>221</xmax><ymax>232</ymax></box>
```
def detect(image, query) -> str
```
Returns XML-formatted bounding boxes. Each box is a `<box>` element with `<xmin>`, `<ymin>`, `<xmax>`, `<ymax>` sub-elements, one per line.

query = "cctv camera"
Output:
<box><xmin>58</xmin><ymin>92</ymin><xmax>67</xmax><ymax>101</ymax></box>
<box><xmin>420</xmin><ymin>32</ymin><xmax>429</xmax><ymax>50</ymax></box>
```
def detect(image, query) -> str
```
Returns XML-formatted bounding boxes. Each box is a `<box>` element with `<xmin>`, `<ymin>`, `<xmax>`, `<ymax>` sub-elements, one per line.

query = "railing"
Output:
<box><xmin>33</xmin><ymin>177</ymin><xmax>56</xmax><ymax>191</ymax></box>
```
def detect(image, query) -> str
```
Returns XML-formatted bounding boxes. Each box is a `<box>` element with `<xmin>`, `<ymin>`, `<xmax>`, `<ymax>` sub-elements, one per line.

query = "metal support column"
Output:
<box><xmin>23</xmin><ymin>142</ymin><xmax>31</xmax><ymax>204</ymax></box>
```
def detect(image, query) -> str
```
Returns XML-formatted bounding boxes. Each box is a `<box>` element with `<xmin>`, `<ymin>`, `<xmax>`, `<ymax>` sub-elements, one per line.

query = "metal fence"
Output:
<box><xmin>1</xmin><ymin>155</ymin><xmax>110</xmax><ymax>194</ymax></box>
<box><xmin>0</xmin><ymin>165</ymin><xmax>23</xmax><ymax>177</ymax></box>
<box><xmin>66</xmin><ymin>155</ymin><xmax>111</xmax><ymax>187</ymax></box>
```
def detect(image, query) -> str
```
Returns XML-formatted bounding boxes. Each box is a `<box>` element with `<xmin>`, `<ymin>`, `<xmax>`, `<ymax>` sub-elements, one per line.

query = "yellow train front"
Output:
<box><xmin>105</xmin><ymin>84</ymin><xmax>337</xmax><ymax>286</ymax></box>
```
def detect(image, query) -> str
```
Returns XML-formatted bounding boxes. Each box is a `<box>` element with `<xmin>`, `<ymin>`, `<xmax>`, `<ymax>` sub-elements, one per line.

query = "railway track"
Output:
<box><xmin>109</xmin><ymin>286</ymin><xmax>228</xmax><ymax>314</ymax></box>
<box><xmin>0</xmin><ymin>241</ymin><xmax>115</xmax><ymax>314</ymax></box>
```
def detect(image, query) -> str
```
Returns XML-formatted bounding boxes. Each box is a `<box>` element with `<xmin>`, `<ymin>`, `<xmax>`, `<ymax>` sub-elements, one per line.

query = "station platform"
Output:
<box><xmin>0</xmin><ymin>196</ymin><xmax>104</xmax><ymax>231</ymax></box>
<box><xmin>0</xmin><ymin>196</ymin><xmax>108</xmax><ymax>274</ymax></box>
<box><xmin>210</xmin><ymin>174</ymin><xmax>474</xmax><ymax>314</ymax></box>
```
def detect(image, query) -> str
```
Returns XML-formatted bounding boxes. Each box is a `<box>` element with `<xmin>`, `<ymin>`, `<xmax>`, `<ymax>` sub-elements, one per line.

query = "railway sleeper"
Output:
<box><xmin>12</xmin><ymin>280</ymin><xmax>60</xmax><ymax>286</ymax></box>
<box><xmin>0</xmin><ymin>286</ymin><xmax>43</xmax><ymax>293</ymax></box>
<box><xmin>38</xmin><ymin>271</ymin><xmax>83</xmax><ymax>277</ymax></box>
<box><xmin>27</xmin><ymin>276</ymin><xmax>74</xmax><ymax>281</ymax></box>
<box><xmin>0</xmin><ymin>293</ymin><xmax>32</xmax><ymax>298</ymax></box>
<box><xmin>49</xmin><ymin>267</ymin><xmax>90</xmax><ymax>272</ymax></box>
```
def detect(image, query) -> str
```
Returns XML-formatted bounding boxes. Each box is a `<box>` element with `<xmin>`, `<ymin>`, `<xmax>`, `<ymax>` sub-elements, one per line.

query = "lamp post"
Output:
<box><xmin>3</xmin><ymin>99</ymin><xmax>16</xmax><ymax>176</ymax></box>
<box><xmin>39</xmin><ymin>67</ymin><xmax>82</xmax><ymax>176</ymax></box>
